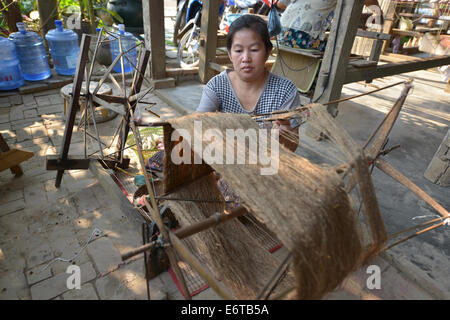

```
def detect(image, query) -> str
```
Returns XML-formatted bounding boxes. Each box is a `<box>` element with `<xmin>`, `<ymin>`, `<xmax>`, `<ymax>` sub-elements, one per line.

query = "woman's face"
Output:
<box><xmin>228</xmin><ymin>28</ymin><xmax>270</xmax><ymax>82</ymax></box>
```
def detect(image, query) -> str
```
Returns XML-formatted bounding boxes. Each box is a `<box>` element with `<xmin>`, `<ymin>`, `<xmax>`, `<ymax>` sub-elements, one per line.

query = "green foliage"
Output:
<box><xmin>0</xmin><ymin>0</ymin><xmax>121</xmax><ymax>34</ymax></box>
<box><xmin>17</xmin><ymin>0</ymin><xmax>36</xmax><ymax>16</ymax></box>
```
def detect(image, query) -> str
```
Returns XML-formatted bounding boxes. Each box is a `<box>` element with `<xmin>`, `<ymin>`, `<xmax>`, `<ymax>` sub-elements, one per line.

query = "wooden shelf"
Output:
<box><xmin>399</xmin><ymin>12</ymin><xmax>450</xmax><ymax>22</ymax></box>
<box><xmin>392</xmin><ymin>26</ymin><xmax>442</xmax><ymax>38</ymax></box>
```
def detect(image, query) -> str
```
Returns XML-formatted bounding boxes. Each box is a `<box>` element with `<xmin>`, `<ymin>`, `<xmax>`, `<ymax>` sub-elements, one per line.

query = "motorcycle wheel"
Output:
<box><xmin>177</xmin><ymin>27</ymin><xmax>201</xmax><ymax>69</ymax></box>
<box><xmin>173</xmin><ymin>3</ymin><xmax>187</xmax><ymax>46</ymax></box>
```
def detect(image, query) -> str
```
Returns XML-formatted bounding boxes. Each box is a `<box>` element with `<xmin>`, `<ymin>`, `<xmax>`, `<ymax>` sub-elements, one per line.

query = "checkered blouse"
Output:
<box><xmin>197</xmin><ymin>70</ymin><xmax>300</xmax><ymax>120</ymax></box>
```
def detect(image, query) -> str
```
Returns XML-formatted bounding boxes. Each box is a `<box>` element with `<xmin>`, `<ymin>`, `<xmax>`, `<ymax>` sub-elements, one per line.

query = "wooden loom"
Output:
<box><xmin>121</xmin><ymin>80</ymin><xmax>449</xmax><ymax>300</ymax></box>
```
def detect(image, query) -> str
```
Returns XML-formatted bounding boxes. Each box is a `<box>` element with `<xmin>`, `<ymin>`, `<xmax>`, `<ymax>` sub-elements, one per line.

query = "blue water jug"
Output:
<box><xmin>110</xmin><ymin>24</ymin><xmax>137</xmax><ymax>73</ymax></box>
<box><xmin>0</xmin><ymin>37</ymin><xmax>24</xmax><ymax>91</ymax></box>
<box><xmin>9</xmin><ymin>22</ymin><xmax>51</xmax><ymax>81</ymax></box>
<box><xmin>45</xmin><ymin>20</ymin><xmax>80</xmax><ymax>76</ymax></box>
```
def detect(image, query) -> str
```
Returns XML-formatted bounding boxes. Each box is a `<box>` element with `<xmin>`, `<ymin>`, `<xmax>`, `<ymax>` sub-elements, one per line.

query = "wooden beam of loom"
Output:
<box><xmin>164</xmin><ymin>112</ymin><xmax>367</xmax><ymax>300</ymax></box>
<box><xmin>307</xmin><ymin>104</ymin><xmax>387</xmax><ymax>256</ymax></box>
<box><xmin>375</xmin><ymin>158</ymin><xmax>449</xmax><ymax>219</ymax></box>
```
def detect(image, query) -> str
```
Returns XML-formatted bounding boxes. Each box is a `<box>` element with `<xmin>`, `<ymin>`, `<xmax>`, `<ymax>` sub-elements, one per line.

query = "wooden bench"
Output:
<box><xmin>0</xmin><ymin>133</ymin><xmax>34</xmax><ymax>177</ymax></box>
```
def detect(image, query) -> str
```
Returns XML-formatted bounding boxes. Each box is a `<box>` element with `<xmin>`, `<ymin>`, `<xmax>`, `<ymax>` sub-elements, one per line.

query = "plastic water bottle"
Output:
<box><xmin>0</xmin><ymin>38</ymin><xmax>24</xmax><ymax>91</ymax></box>
<box><xmin>110</xmin><ymin>24</ymin><xmax>137</xmax><ymax>73</ymax></box>
<box><xmin>9</xmin><ymin>22</ymin><xmax>51</xmax><ymax>81</ymax></box>
<box><xmin>45</xmin><ymin>20</ymin><xmax>80</xmax><ymax>76</ymax></box>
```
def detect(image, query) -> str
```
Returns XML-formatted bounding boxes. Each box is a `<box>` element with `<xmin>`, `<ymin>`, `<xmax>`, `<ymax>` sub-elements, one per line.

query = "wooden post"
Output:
<box><xmin>198</xmin><ymin>0</ymin><xmax>219</xmax><ymax>84</ymax></box>
<box><xmin>369</xmin><ymin>39</ymin><xmax>384</xmax><ymax>63</ymax></box>
<box><xmin>0</xmin><ymin>0</ymin><xmax>22</xmax><ymax>33</ymax></box>
<box><xmin>142</xmin><ymin>0</ymin><xmax>175</xmax><ymax>88</ymax></box>
<box><xmin>37</xmin><ymin>0</ymin><xmax>58</xmax><ymax>48</ymax></box>
<box><xmin>423</xmin><ymin>128</ymin><xmax>450</xmax><ymax>187</ymax></box>
<box><xmin>55</xmin><ymin>35</ymin><xmax>92</xmax><ymax>188</ymax></box>
<box><xmin>312</xmin><ymin>0</ymin><xmax>365</xmax><ymax>116</ymax></box>
<box><xmin>381</xmin><ymin>0</ymin><xmax>396</xmax><ymax>54</ymax></box>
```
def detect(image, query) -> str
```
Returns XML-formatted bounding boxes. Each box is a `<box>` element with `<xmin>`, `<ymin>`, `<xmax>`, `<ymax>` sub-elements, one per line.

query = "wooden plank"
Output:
<box><xmin>312</xmin><ymin>0</ymin><xmax>365</xmax><ymax>116</ymax></box>
<box><xmin>344</xmin><ymin>55</ymin><xmax>450</xmax><ymax>83</ymax></box>
<box><xmin>356</xmin><ymin>28</ymin><xmax>391</xmax><ymax>41</ymax></box>
<box><xmin>275</xmin><ymin>45</ymin><xmax>323</xmax><ymax>58</ymax></box>
<box><xmin>209</xmin><ymin>62</ymin><xmax>231</xmax><ymax>73</ymax></box>
<box><xmin>365</xmin><ymin>81</ymin><xmax>412</xmax><ymax>159</ymax></box>
<box><xmin>369</xmin><ymin>39</ymin><xmax>384</xmax><ymax>63</ymax></box>
<box><xmin>47</xmin><ymin>156</ymin><xmax>130</xmax><ymax>170</ymax></box>
<box><xmin>391</xmin><ymin>28</ymin><xmax>434</xmax><ymax>38</ymax></box>
<box><xmin>166</xmin><ymin>67</ymin><xmax>199</xmax><ymax>77</ymax></box>
<box><xmin>198</xmin><ymin>0</ymin><xmax>220</xmax><ymax>83</ymax></box>
<box><xmin>0</xmin><ymin>149</ymin><xmax>34</xmax><ymax>172</ymax></box>
<box><xmin>143</xmin><ymin>0</ymin><xmax>166</xmax><ymax>80</ymax></box>
<box><xmin>398</xmin><ymin>12</ymin><xmax>450</xmax><ymax>22</ymax></box>
<box><xmin>379</xmin><ymin>53</ymin><xmax>425</xmax><ymax>63</ymax></box>
<box><xmin>381</xmin><ymin>0</ymin><xmax>397</xmax><ymax>53</ymax></box>
<box><xmin>46</xmin><ymin>156</ymin><xmax>91</xmax><ymax>170</ymax></box>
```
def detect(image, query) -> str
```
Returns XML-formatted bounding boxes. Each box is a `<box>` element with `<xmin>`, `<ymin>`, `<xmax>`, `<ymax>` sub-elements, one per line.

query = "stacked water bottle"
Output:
<box><xmin>0</xmin><ymin>20</ymin><xmax>79</xmax><ymax>91</ymax></box>
<box><xmin>109</xmin><ymin>24</ymin><xmax>138</xmax><ymax>74</ymax></box>
<box><xmin>0</xmin><ymin>21</ymin><xmax>137</xmax><ymax>91</ymax></box>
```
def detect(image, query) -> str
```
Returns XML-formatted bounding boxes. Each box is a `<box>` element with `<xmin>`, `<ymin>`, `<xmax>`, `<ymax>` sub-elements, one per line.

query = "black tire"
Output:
<box><xmin>173</xmin><ymin>2</ymin><xmax>188</xmax><ymax>46</ymax></box>
<box><xmin>257</xmin><ymin>3</ymin><xmax>270</xmax><ymax>15</ymax></box>
<box><xmin>177</xmin><ymin>27</ymin><xmax>201</xmax><ymax>69</ymax></box>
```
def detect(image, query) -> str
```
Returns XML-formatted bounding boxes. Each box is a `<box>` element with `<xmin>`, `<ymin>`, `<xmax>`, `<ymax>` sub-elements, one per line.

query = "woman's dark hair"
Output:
<box><xmin>227</xmin><ymin>14</ymin><xmax>273</xmax><ymax>54</ymax></box>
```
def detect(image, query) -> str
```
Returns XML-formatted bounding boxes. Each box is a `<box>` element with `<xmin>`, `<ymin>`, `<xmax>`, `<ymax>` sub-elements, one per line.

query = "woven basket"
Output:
<box><xmin>126</xmin><ymin>127</ymin><xmax>164</xmax><ymax>161</ymax></box>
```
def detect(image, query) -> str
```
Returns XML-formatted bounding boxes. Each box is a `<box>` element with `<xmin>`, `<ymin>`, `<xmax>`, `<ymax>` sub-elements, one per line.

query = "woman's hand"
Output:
<box><xmin>273</xmin><ymin>119</ymin><xmax>299</xmax><ymax>152</ymax></box>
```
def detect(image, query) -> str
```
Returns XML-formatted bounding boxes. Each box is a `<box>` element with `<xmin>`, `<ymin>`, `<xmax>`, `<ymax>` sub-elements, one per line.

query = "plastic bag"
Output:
<box><xmin>268</xmin><ymin>2</ymin><xmax>281</xmax><ymax>37</ymax></box>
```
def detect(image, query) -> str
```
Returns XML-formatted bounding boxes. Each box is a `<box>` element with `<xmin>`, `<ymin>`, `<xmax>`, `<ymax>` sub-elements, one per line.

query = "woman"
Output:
<box><xmin>197</xmin><ymin>14</ymin><xmax>300</xmax><ymax>152</ymax></box>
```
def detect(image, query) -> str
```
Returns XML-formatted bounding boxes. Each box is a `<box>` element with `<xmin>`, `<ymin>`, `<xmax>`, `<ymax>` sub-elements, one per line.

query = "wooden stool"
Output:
<box><xmin>60</xmin><ymin>82</ymin><xmax>118</xmax><ymax>124</ymax></box>
<box><xmin>0</xmin><ymin>133</ymin><xmax>34</xmax><ymax>177</ymax></box>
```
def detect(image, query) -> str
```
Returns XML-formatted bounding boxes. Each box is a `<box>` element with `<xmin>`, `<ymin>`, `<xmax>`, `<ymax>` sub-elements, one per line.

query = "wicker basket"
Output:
<box><xmin>126</xmin><ymin>127</ymin><xmax>164</xmax><ymax>161</ymax></box>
